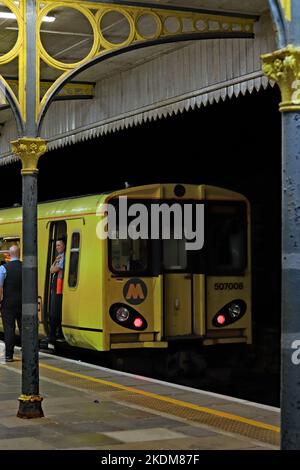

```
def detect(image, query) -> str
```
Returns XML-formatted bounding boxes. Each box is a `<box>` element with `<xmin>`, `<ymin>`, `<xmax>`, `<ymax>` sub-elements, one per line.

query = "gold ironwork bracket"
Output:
<box><xmin>262</xmin><ymin>45</ymin><xmax>300</xmax><ymax>112</ymax></box>
<box><xmin>0</xmin><ymin>0</ymin><xmax>257</xmax><ymax>129</ymax></box>
<box><xmin>11</xmin><ymin>137</ymin><xmax>47</xmax><ymax>174</ymax></box>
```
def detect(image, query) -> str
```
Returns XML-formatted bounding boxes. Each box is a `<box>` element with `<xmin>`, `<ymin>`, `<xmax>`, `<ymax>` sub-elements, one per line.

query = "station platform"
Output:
<box><xmin>0</xmin><ymin>341</ymin><xmax>280</xmax><ymax>451</ymax></box>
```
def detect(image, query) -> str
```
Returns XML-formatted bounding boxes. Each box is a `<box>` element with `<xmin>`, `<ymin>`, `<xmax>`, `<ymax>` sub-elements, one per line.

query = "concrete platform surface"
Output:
<box><xmin>0</xmin><ymin>341</ymin><xmax>280</xmax><ymax>451</ymax></box>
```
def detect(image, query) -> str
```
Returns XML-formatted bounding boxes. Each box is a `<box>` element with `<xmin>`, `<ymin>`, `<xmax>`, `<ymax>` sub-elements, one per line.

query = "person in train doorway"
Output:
<box><xmin>0</xmin><ymin>245</ymin><xmax>22</xmax><ymax>362</ymax></box>
<box><xmin>48</xmin><ymin>239</ymin><xmax>65</xmax><ymax>345</ymax></box>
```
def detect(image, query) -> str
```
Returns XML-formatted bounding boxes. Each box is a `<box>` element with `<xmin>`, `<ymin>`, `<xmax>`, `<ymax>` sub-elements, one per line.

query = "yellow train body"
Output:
<box><xmin>0</xmin><ymin>183</ymin><xmax>251</xmax><ymax>351</ymax></box>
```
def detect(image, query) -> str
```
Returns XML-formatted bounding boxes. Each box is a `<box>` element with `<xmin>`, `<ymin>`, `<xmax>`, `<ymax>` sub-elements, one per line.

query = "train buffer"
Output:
<box><xmin>0</xmin><ymin>342</ymin><xmax>279</xmax><ymax>452</ymax></box>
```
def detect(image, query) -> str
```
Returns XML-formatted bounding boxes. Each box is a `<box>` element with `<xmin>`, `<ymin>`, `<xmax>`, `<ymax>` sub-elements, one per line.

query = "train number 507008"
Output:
<box><xmin>214</xmin><ymin>282</ymin><xmax>244</xmax><ymax>290</ymax></box>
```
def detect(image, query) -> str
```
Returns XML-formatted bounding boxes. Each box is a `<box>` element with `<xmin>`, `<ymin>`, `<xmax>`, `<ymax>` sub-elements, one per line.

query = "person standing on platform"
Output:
<box><xmin>48</xmin><ymin>239</ymin><xmax>65</xmax><ymax>344</ymax></box>
<box><xmin>0</xmin><ymin>245</ymin><xmax>22</xmax><ymax>362</ymax></box>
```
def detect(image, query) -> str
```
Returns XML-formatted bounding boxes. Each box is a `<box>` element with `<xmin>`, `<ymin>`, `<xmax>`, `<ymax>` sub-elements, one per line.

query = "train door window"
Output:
<box><xmin>163</xmin><ymin>234</ymin><xmax>187</xmax><ymax>271</ymax></box>
<box><xmin>68</xmin><ymin>232</ymin><xmax>80</xmax><ymax>288</ymax></box>
<box><xmin>206</xmin><ymin>203</ymin><xmax>247</xmax><ymax>275</ymax></box>
<box><xmin>0</xmin><ymin>237</ymin><xmax>21</xmax><ymax>265</ymax></box>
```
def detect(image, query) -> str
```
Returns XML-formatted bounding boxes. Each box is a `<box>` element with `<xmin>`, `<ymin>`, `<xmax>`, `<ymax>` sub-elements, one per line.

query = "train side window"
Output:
<box><xmin>68</xmin><ymin>232</ymin><xmax>80</xmax><ymax>288</ymax></box>
<box><xmin>0</xmin><ymin>237</ymin><xmax>21</xmax><ymax>264</ymax></box>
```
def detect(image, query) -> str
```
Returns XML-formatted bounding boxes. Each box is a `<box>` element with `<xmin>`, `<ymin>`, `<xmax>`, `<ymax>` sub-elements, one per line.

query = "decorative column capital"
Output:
<box><xmin>11</xmin><ymin>137</ymin><xmax>47</xmax><ymax>175</ymax></box>
<box><xmin>262</xmin><ymin>45</ymin><xmax>300</xmax><ymax>112</ymax></box>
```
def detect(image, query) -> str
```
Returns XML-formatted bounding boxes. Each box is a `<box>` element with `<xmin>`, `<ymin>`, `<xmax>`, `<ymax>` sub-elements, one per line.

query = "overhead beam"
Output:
<box><xmin>84</xmin><ymin>0</ymin><xmax>259</xmax><ymax>19</ymax></box>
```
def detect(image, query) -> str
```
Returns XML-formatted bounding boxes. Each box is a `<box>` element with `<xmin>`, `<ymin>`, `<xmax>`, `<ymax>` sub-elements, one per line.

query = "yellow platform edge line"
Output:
<box><xmin>40</xmin><ymin>362</ymin><xmax>280</xmax><ymax>433</ymax></box>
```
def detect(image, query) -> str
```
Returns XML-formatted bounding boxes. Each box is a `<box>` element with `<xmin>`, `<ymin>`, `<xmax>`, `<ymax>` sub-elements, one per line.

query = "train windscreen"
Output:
<box><xmin>205</xmin><ymin>203</ymin><xmax>247</xmax><ymax>275</ymax></box>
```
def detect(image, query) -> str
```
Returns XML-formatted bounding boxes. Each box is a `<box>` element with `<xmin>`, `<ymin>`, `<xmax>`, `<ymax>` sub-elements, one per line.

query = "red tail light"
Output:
<box><xmin>216</xmin><ymin>314</ymin><xmax>226</xmax><ymax>325</ymax></box>
<box><xmin>133</xmin><ymin>318</ymin><xmax>143</xmax><ymax>328</ymax></box>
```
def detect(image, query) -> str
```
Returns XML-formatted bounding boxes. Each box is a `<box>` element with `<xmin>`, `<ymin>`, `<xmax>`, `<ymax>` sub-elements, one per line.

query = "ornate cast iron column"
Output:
<box><xmin>263</xmin><ymin>0</ymin><xmax>300</xmax><ymax>449</ymax></box>
<box><xmin>11</xmin><ymin>138</ymin><xmax>47</xmax><ymax>418</ymax></box>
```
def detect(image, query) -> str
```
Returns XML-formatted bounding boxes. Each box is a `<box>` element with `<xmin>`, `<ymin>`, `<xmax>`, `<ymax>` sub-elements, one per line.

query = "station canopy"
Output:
<box><xmin>0</xmin><ymin>0</ymin><xmax>270</xmax><ymax>162</ymax></box>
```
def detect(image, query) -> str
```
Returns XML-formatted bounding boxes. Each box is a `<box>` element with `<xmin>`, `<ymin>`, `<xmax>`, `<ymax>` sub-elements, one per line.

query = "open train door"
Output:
<box><xmin>43</xmin><ymin>220</ymin><xmax>67</xmax><ymax>339</ymax></box>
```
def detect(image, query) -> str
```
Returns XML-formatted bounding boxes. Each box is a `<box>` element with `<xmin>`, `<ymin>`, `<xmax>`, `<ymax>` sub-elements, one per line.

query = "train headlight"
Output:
<box><xmin>228</xmin><ymin>303</ymin><xmax>241</xmax><ymax>319</ymax></box>
<box><xmin>116</xmin><ymin>307</ymin><xmax>130</xmax><ymax>322</ymax></box>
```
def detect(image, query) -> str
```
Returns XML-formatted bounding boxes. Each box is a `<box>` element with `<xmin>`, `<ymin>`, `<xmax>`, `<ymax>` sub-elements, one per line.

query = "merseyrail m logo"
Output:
<box><xmin>123</xmin><ymin>279</ymin><xmax>148</xmax><ymax>305</ymax></box>
<box><xmin>281</xmin><ymin>0</ymin><xmax>291</xmax><ymax>21</ymax></box>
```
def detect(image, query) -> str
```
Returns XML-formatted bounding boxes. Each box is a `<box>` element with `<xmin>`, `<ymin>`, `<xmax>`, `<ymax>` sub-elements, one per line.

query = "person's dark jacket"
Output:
<box><xmin>2</xmin><ymin>260</ymin><xmax>22</xmax><ymax>310</ymax></box>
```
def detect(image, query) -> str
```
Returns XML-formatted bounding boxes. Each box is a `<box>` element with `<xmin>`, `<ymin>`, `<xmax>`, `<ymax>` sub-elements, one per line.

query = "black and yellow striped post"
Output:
<box><xmin>263</xmin><ymin>0</ymin><xmax>300</xmax><ymax>450</ymax></box>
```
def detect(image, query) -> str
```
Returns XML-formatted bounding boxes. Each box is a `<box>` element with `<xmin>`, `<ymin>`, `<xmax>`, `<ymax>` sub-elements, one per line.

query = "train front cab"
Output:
<box><xmin>105</xmin><ymin>183</ymin><xmax>251</xmax><ymax>352</ymax></box>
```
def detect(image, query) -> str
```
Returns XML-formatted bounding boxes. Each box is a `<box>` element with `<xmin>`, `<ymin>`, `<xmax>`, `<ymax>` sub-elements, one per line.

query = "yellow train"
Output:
<box><xmin>0</xmin><ymin>183</ymin><xmax>251</xmax><ymax>364</ymax></box>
